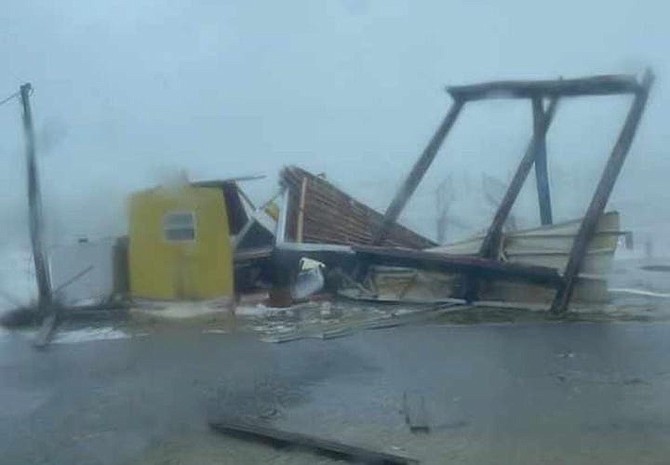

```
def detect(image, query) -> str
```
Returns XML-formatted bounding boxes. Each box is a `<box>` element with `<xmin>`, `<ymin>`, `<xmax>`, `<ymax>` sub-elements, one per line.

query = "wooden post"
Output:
<box><xmin>550</xmin><ymin>70</ymin><xmax>654</xmax><ymax>314</ymax></box>
<box><xmin>20</xmin><ymin>83</ymin><xmax>52</xmax><ymax>311</ymax></box>
<box><xmin>533</xmin><ymin>97</ymin><xmax>553</xmax><ymax>225</ymax></box>
<box><xmin>275</xmin><ymin>188</ymin><xmax>290</xmax><ymax>244</ymax></box>
<box><xmin>373</xmin><ymin>100</ymin><xmax>464</xmax><ymax>245</ymax></box>
<box><xmin>462</xmin><ymin>97</ymin><xmax>559</xmax><ymax>302</ymax></box>
<box><xmin>296</xmin><ymin>177</ymin><xmax>308</xmax><ymax>243</ymax></box>
<box><xmin>478</xmin><ymin>97</ymin><xmax>559</xmax><ymax>258</ymax></box>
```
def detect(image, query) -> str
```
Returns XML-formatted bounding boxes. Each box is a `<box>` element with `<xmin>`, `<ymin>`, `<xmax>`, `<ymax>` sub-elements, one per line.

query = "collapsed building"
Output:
<box><xmin>45</xmin><ymin>72</ymin><xmax>653</xmax><ymax>316</ymax></box>
<box><xmin>271</xmin><ymin>72</ymin><xmax>653</xmax><ymax>313</ymax></box>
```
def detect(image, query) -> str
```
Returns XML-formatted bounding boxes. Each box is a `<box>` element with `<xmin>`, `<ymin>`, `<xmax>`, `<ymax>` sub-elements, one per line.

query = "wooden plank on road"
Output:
<box><xmin>209</xmin><ymin>419</ymin><xmax>419</xmax><ymax>464</ymax></box>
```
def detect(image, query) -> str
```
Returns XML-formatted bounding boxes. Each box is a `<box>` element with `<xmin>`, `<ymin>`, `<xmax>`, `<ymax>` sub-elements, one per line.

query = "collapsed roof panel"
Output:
<box><xmin>280</xmin><ymin>166</ymin><xmax>435</xmax><ymax>249</ymax></box>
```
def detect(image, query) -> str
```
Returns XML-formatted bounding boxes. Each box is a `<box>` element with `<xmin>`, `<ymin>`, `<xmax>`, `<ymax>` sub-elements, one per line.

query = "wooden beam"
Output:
<box><xmin>550</xmin><ymin>70</ymin><xmax>654</xmax><ymax>314</ymax></box>
<box><xmin>373</xmin><ymin>100</ymin><xmax>464</xmax><ymax>245</ymax></box>
<box><xmin>403</xmin><ymin>391</ymin><xmax>430</xmax><ymax>433</ymax></box>
<box><xmin>533</xmin><ymin>97</ymin><xmax>553</xmax><ymax>225</ymax></box>
<box><xmin>353</xmin><ymin>245</ymin><xmax>563</xmax><ymax>286</ymax></box>
<box><xmin>478</xmin><ymin>97</ymin><xmax>559</xmax><ymax>259</ymax></box>
<box><xmin>275</xmin><ymin>188</ymin><xmax>290</xmax><ymax>244</ymax></box>
<box><xmin>296</xmin><ymin>176</ymin><xmax>308</xmax><ymax>242</ymax></box>
<box><xmin>210</xmin><ymin>419</ymin><xmax>418</xmax><ymax>464</ymax></box>
<box><xmin>461</xmin><ymin>97</ymin><xmax>559</xmax><ymax>302</ymax></box>
<box><xmin>447</xmin><ymin>74</ymin><xmax>641</xmax><ymax>101</ymax></box>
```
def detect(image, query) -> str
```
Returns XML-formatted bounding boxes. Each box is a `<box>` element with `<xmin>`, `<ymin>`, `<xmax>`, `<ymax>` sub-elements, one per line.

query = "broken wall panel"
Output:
<box><xmin>430</xmin><ymin>211</ymin><xmax>622</xmax><ymax>276</ymax></box>
<box><xmin>360</xmin><ymin>266</ymin><xmax>608</xmax><ymax>305</ymax></box>
<box><xmin>280</xmin><ymin>166</ymin><xmax>435</xmax><ymax>249</ymax></box>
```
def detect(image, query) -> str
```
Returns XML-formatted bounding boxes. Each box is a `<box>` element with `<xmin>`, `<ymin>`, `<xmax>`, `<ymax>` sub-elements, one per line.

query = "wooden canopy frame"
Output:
<box><xmin>373</xmin><ymin>71</ymin><xmax>654</xmax><ymax>313</ymax></box>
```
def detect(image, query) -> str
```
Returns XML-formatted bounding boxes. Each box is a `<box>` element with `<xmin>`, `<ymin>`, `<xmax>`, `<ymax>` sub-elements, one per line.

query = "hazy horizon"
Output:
<box><xmin>2</xmin><ymin>0</ymin><xmax>669</xmax><ymax>255</ymax></box>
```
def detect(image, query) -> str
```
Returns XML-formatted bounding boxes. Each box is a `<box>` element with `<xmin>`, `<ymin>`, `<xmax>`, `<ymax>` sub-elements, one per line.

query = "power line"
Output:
<box><xmin>0</xmin><ymin>90</ymin><xmax>20</xmax><ymax>108</ymax></box>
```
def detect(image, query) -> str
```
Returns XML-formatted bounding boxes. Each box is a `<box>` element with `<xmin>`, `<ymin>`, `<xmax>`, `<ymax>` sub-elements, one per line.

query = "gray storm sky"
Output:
<box><xmin>1</xmin><ymin>0</ymin><xmax>669</xmax><ymax>247</ymax></box>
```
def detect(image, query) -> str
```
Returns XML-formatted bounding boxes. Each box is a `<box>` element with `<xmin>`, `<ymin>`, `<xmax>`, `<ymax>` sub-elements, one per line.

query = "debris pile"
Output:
<box><xmin>238</xmin><ymin>301</ymin><xmax>458</xmax><ymax>343</ymax></box>
<box><xmin>267</xmin><ymin>72</ymin><xmax>653</xmax><ymax>316</ymax></box>
<box><xmin>4</xmin><ymin>71</ymin><xmax>657</xmax><ymax>345</ymax></box>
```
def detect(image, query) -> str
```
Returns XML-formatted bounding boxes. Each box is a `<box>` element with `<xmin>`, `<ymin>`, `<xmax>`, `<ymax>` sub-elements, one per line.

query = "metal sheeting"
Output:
<box><xmin>429</xmin><ymin>211</ymin><xmax>621</xmax><ymax>276</ymax></box>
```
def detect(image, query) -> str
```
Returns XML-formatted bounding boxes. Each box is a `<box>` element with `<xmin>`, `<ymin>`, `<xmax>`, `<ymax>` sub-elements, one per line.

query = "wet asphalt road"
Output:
<box><xmin>1</xmin><ymin>321</ymin><xmax>670</xmax><ymax>465</ymax></box>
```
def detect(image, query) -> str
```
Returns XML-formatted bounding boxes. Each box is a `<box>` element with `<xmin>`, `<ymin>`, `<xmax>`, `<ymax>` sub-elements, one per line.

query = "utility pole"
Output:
<box><xmin>20</xmin><ymin>83</ymin><xmax>52</xmax><ymax>312</ymax></box>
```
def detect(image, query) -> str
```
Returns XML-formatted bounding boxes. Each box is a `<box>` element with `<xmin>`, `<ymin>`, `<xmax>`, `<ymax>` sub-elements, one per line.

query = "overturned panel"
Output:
<box><xmin>280</xmin><ymin>166</ymin><xmax>435</xmax><ymax>249</ymax></box>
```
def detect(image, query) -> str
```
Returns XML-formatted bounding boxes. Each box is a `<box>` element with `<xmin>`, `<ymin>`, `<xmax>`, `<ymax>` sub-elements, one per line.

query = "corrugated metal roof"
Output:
<box><xmin>280</xmin><ymin>166</ymin><xmax>435</xmax><ymax>249</ymax></box>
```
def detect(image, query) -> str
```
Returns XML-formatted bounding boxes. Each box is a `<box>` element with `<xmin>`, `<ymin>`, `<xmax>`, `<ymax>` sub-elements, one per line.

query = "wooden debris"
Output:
<box><xmin>640</xmin><ymin>265</ymin><xmax>670</xmax><ymax>273</ymax></box>
<box><xmin>209</xmin><ymin>418</ymin><xmax>419</xmax><ymax>464</ymax></box>
<box><xmin>402</xmin><ymin>391</ymin><xmax>430</xmax><ymax>434</ymax></box>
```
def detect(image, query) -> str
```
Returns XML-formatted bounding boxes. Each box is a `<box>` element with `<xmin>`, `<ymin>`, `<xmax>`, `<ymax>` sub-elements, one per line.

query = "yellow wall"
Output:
<box><xmin>128</xmin><ymin>185</ymin><xmax>233</xmax><ymax>300</ymax></box>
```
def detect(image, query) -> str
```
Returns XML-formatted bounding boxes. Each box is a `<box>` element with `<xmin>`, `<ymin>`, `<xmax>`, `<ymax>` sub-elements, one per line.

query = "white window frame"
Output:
<box><xmin>163</xmin><ymin>211</ymin><xmax>197</xmax><ymax>242</ymax></box>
